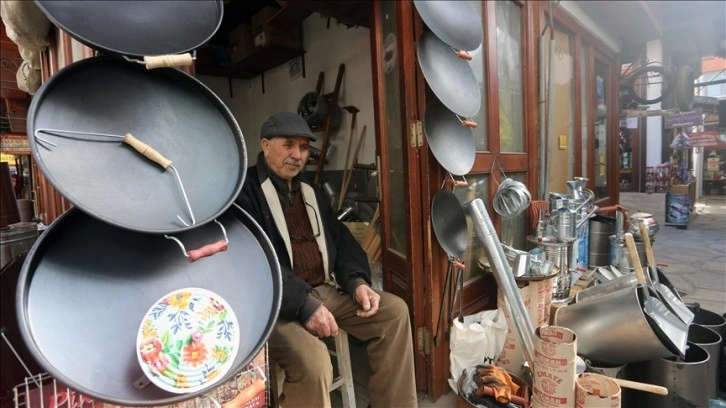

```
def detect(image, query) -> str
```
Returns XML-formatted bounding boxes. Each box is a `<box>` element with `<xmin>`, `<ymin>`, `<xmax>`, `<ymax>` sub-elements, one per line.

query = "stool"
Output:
<box><xmin>271</xmin><ymin>329</ymin><xmax>356</xmax><ymax>408</ymax></box>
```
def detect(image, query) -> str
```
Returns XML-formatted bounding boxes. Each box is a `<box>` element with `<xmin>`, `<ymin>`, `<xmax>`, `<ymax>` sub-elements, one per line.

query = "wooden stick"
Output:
<box><xmin>610</xmin><ymin>378</ymin><xmax>668</xmax><ymax>395</ymax></box>
<box><xmin>338</xmin><ymin>112</ymin><xmax>357</xmax><ymax>210</ymax></box>
<box><xmin>339</xmin><ymin>125</ymin><xmax>367</xmax><ymax>209</ymax></box>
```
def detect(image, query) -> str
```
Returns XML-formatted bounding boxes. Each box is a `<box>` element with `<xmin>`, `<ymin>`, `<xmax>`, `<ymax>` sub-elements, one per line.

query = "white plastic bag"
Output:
<box><xmin>448</xmin><ymin>308</ymin><xmax>508</xmax><ymax>393</ymax></box>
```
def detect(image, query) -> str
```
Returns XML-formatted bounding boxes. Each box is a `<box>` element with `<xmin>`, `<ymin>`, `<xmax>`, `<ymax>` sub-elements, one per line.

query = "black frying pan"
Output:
<box><xmin>423</xmin><ymin>99</ymin><xmax>475</xmax><ymax>176</ymax></box>
<box><xmin>16</xmin><ymin>204</ymin><xmax>281</xmax><ymax>406</ymax></box>
<box><xmin>35</xmin><ymin>0</ymin><xmax>223</xmax><ymax>56</ymax></box>
<box><xmin>431</xmin><ymin>189</ymin><xmax>468</xmax><ymax>259</ymax></box>
<box><xmin>413</xmin><ymin>0</ymin><xmax>483</xmax><ymax>51</ymax></box>
<box><xmin>28</xmin><ymin>56</ymin><xmax>246</xmax><ymax>233</ymax></box>
<box><xmin>417</xmin><ymin>30</ymin><xmax>481</xmax><ymax>118</ymax></box>
<box><xmin>431</xmin><ymin>189</ymin><xmax>468</xmax><ymax>346</ymax></box>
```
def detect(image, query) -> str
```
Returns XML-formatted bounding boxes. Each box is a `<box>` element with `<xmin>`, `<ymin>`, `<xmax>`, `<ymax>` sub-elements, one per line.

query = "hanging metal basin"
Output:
<box><xmin>35</xmin><ymin>0</ymin><xmax>223</xmax><ymax>56</ymax></box>
<box><xmin>417</xmin><ymin>30</ymin><xmax>481</xmax><ymax>118</ymax></box>
<box><xmin>413</xmin><ymin>0</ymin><xmax>483</xmax><ymax>51</ymax></box>
<box><xmin>27</xmin><ymin>56</ymin><xmax>246</xmax><ymax>233</ymax></box>
<box><xmin>423</xmin><ymin>99</ymin><xmax>475</xmax><ymax>176</ymax></box>
<box><xmin>16</xmin><ymin>204</ymin><xmax>281</xmax><ymax>405</ymax></box>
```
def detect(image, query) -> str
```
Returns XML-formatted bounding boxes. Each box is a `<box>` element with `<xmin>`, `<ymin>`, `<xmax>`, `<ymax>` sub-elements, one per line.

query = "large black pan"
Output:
<box><xmin>16</xmin><ymin>204</ymin><xmax>281</xmax><ymax>406</ymax></box>
<box><xmin>423</xmin><ymin>99</ymin><xmax>475</xmax><ymax>176</ymax></box>
<box><xmin>35</xmin><ymin>0</ymin><xmax>223</xmax><ymax>56</ymax></box>
<box><xmin>413</xmin><ymin>0</ymin><xmax>483</xmax><ymax>51</ymax></box>
<box><xmin>28</xmin><ymin>56</ymin><xmax>245</xmax><ymax>233</ymax></box>
<box><xmin>417</xmin><ymin>30</ymin><xmax>481</xmax><ymax>118</ymax></box>
<box><xmin>431</xmin><ymin>189</ymin><xmax>468</xmax><ymax>259</ymax></box>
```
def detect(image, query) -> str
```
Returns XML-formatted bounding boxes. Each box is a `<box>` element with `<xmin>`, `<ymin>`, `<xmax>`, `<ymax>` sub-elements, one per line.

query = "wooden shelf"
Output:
<box><xmin>196</xmin><ymin>45</ymin><xmax>305</xmax><ymax>79</ymax></box>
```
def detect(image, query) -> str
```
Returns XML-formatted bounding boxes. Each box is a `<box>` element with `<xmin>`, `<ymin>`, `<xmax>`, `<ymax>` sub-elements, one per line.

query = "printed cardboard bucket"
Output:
<box><xmin>532</xmin><ymin>326</ymin><xmax>577</xmax><ymax>408</ymax></box>
<box><xmin>575</xmin><ymin>373</ymin><xmax>621</xmax><ymax>408</ymax></box>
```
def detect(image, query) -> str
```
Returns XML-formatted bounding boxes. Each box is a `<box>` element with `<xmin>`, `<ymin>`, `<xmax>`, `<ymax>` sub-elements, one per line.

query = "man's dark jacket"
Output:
<box><xmin>235</xmin><ymin>153</ymin><xmax>372</xmax><ymax>322</ymax></box>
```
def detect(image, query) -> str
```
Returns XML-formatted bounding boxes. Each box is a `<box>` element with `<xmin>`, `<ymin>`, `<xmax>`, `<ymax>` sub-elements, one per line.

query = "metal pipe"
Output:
<box><xmin>468</xmin><ymin>199</ymin><xmax>536</xmax><ymax>370</ymax></box>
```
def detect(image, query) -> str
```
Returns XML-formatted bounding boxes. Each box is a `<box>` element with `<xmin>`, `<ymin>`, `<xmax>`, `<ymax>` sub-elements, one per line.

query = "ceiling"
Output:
<box><xmin>213</xmin><ymin>0</ymin><xmax>369</xmax><ymax>46</ymax></box>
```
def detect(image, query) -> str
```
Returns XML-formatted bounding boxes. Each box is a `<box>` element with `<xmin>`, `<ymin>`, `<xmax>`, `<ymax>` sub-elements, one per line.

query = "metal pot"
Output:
<box><xmin>627</xmin><ymin>342</ymin><xmax>711</xmax><ymax>408</ymax></box>
<box><xmin>27</xmin><ymin>56</ymin><xmax>246</xmax><ymax>233</ymax></box>
<box><xmin>628</xmin><ymin>211</ymin><xmax>659</xmax><ymax>239</ymax></box>
<box><xmin>16</xmin><ymin>204</ymin><xmax>281</xmax><ymax>405</ymax></box>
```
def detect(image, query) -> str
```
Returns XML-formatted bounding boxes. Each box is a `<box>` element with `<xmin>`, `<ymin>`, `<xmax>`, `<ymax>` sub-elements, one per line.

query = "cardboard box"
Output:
<box><xmin>228</xmin><ymin>23</ymin><xmax>255</xmax><ymax>63</ymax></box>
<box><xmin>669</xmin><ymin>183</ymin><xmax>692</xmax><ymax>195</ymax></box>
<box><xmin>251</xmin><ymin>6</ymin><xmax>280</xmax><ymax>35</ymax></box>
<box><xmin>253</xmin><ymin>25</ymin><xmax>302</xmax><ymax>50</ymax></box>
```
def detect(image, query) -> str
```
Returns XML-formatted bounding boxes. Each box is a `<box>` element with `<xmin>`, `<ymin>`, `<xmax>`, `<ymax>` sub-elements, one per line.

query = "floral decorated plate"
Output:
<box><xmin>137</xmin><ymin>287</ymin><xmax>240</xmax><ymax>394</ymax></box>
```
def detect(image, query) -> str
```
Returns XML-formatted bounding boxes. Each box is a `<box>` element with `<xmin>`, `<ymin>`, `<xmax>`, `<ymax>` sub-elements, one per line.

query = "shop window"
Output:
<box><xmin>495</xmin><ymin>0</ymin><xmax>524</xmax><ymax>153</ymax></box>
<box><xmin>545</xmin><ymin>27</ymin><xmax>575</xmax><ymax>193</ymax></box>
<box><xmin>580</xmin><ymin>43</ymin><xmax>589</xmax><ymax>178</ymax></box>
<box><xmin>593</xmin><ymin>60</ymin><xmax>610</xmax><ymax>199</ymax></box>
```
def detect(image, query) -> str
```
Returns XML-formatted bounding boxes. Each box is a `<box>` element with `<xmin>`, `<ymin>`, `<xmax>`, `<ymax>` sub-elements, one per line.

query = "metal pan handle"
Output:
<box><xmin>165</xmin><ymin>220</ymin><xmax>229</xmax><ymax>262</ymax></box>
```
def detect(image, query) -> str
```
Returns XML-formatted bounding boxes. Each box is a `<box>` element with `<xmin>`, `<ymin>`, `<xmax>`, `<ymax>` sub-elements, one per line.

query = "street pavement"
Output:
<box><xmin>653</xmin><ymin>194</ymin><xmax>726</xmax><ymax>316</ymax></box>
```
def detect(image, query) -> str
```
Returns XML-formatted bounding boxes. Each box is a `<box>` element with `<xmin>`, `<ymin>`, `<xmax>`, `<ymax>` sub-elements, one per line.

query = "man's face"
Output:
<box><xmin>261</xmin><ymin>136</ymin><xmax>310</xmax><ymax>182</ymax></box>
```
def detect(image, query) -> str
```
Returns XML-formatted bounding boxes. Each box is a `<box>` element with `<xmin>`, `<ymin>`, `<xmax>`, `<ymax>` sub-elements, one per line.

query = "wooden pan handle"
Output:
<box><xmin>123</xmin><ymin>133</ymin><xmax>172</xmax><ymax>169</ymax></box>
<box><xmin>611</xmin><ymin>377</ymin><xmax>668</xmax><ymax>395</ymax></box>
<box><xmin>639</xmin><ymin>222</ymin><xmax>656</xmax><ymax>266</ymax></box>
<box><xmin>446</xmin><ymin>178</ymin><xmax>469</xmax><ymax>188</ymax></box>
<box><xmin>455</xmin><ymin>50</ymin><xmax>473</xmax><ymax>60</ymax></box>
<box><xmin>623</xmin><ymin>233</ymin><xmax>646</xmax><ymax>285</ymax></box>
<box><xmin>144</xmin><ymin>53</ymin><xmax>194</xmax><ymax>69</ymax></box>
<box><xmin>187</xmin><ymin>240</ymin><xmax>228</xmax><ymax>262</ymax></box>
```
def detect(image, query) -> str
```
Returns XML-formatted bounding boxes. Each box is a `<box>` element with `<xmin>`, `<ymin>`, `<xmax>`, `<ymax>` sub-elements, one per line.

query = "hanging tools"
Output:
<box><xmin>34</xmin><ymin>128</ymin><xmax>196</xmax><ymax>227</ymax></box>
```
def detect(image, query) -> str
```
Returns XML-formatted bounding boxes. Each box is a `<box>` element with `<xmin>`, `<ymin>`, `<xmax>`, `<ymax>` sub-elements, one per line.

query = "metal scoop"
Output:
<box><xmin>639</xmin><ymin>223</ymin><xmax>694</xmax><ymax>326</ymax></box>
<box><xmin>625</xmin><ymin>233</ymin><xmax>688</xmax><ymax>358</ymax></box>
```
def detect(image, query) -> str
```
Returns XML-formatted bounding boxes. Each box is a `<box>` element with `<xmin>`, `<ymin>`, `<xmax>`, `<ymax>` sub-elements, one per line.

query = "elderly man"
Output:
<box><xmin>235</xmin><ymin>112</ymin><xmax>417</xmax><ymax>407</ymax></box>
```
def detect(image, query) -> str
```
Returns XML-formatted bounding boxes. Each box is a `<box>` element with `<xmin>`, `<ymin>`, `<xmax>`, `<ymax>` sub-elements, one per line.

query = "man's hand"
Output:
<box><xmin>354</xmin><ymin>284</ymin><xmax>380</xmax><ymax>318</ymax></box>
<box><xmin>304</xmin><ymin>305</ymin><xmax>339</xmax><ymax>338</ymax></box>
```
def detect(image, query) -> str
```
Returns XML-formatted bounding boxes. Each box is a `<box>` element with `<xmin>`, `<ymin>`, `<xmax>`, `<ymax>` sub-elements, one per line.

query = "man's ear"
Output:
<box><xmin>261</xmin><ymin>138</ymin><xmax>270</xmax><ymax>154</ymax></box>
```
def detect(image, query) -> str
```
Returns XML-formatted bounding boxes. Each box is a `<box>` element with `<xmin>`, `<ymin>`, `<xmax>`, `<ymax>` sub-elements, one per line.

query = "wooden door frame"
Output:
<box><xmin>369</xmin><ymin>0</ymin><xmax>428</xmax><ymax>392</ymax></box>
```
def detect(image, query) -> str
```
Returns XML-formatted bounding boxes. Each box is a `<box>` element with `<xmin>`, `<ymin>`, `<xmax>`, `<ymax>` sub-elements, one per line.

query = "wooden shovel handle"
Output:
<box><xmin>623</xmin><ymin>233</ymin><xmax>646</xmax><ymax>285</ymax></box>
<box><xmin>611</xmin><ymin>377</ymin><xmax>668</xmax><ymax>395</ymax></box>
<box><xmin>639</xmin><ymin>222</ymin><xmax>656</xmax><ymax>266</ymax></box>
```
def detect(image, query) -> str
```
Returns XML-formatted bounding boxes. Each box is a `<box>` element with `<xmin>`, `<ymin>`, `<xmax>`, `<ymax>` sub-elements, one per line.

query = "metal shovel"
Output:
<box><xmin>638</xmin><ymin>223</ymin><xmax>695</xmax><ymax>326</ymax></box>
<box><xmin>625</xmin><ymin>233</ymin><xmax>688</xmax><ymax>358</ymax></box>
